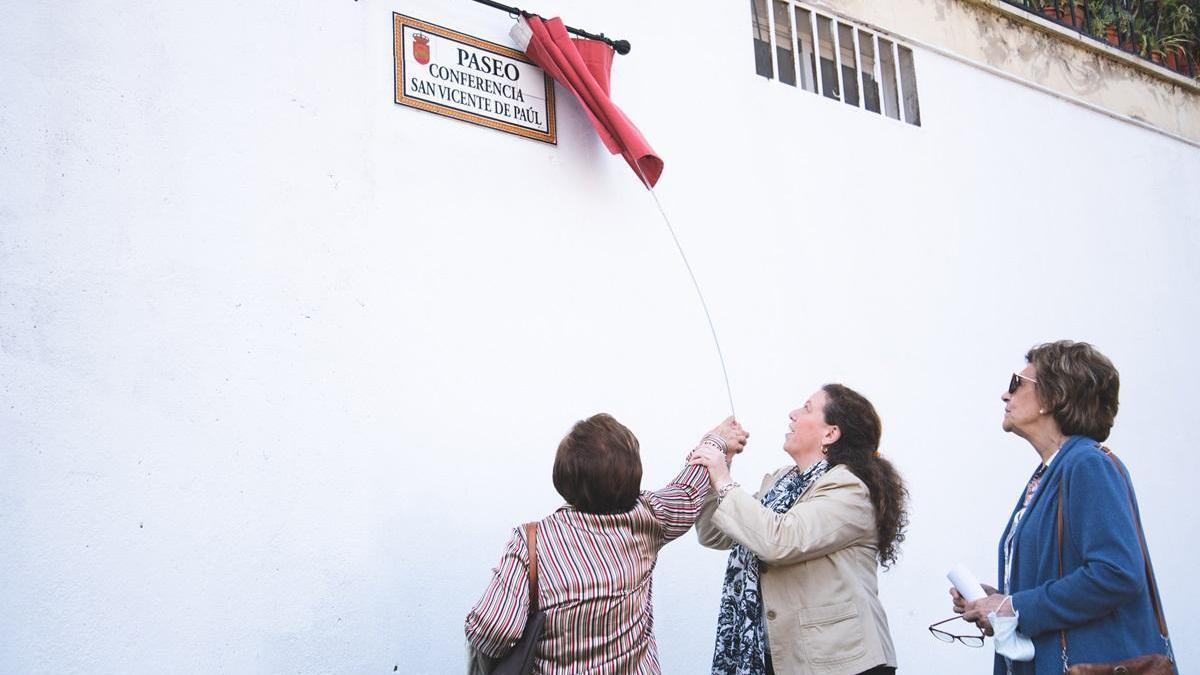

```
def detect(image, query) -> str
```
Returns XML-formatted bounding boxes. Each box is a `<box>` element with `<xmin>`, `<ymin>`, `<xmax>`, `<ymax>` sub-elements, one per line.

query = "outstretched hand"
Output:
<box><xmin>689</xmin><ymin>445</ymin><xmax>733</xmax><ymax>488</ymax></box>
<box><xmin>689</xmin><ymin>417</ymin><xmax>748</xmax><ymax>490</ymax></box>
<box><xmin>707</xmin><ymin>416</ymin><xmax>749</xmax><ymax>457</ymax></box>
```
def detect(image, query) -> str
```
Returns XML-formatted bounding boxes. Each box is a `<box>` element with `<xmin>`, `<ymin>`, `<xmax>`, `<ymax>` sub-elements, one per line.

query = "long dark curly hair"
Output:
<box><xmin>820</xmin><ymin>383</ymin><xmax>909</xmax><ymax>569</ymax></box>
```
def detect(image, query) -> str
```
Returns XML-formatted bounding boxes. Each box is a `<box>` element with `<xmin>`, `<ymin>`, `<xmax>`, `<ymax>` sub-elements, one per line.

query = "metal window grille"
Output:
<box><xmin>750</xmin><ymin>0</ymin><xmax>922</xmax><ymax>126</ymax></box>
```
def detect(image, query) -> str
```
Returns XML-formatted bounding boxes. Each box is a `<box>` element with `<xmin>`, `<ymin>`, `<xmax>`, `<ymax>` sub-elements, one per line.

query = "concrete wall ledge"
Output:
<box><xmin>810</xmin><ymin>0</ymin><xmax>1200</xmax><ymax>146</ymax></box>
<box><xmin>966</xmin><ymin>0</ymin><xmax>1200</xmax><ymax>94</ymax></box>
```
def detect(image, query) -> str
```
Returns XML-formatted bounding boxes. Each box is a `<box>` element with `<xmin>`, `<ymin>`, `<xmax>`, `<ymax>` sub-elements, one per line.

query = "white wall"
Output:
<box><xmin>3</xmin><ymin>1</ymin><xmax>1198</xmax><ymax>673</ymax></box>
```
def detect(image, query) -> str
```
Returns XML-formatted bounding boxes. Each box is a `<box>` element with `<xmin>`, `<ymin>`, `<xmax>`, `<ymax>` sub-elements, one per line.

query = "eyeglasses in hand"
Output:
<box><xmin>928</xmin><ymin>616</ymin><xmax>986</xmax><ymax>647</ymax></box>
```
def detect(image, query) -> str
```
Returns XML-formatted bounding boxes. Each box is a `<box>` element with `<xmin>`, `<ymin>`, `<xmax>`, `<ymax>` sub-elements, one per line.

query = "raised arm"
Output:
<box><xmin>712</xmin><ymin>474</ymin><xmax>874</xmax><ymax>564</ymax></box>
<box><xmin>647</xmin><ymin>417</ymin><xmax>748</xmax><ymax>543</ymax></box>
<box><xmin>692</xmin><ymin>424</ymin><xmax>752</xmax><ymax>550</ymax></box>
<box><xmin>690</xmin><ymin>445</ymin><xmax>874</xmax><ymax>565</ymax></box>
<box><xmin>694</xmin><ymin>487</ymin><xmax>735</xmax><ymax>550</ymax></box>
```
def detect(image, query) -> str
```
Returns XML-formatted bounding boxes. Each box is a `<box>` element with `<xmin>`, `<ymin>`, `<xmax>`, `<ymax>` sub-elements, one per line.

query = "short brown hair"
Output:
<box><xmin>552</xmin><ymin>414</ymin><xmax>643</xmax><ymax>514</ymax></box>
<box><xmin>1026</xmin><ymin>340</ymin><xmax>1120</xmax><ymax>441</ymax></box>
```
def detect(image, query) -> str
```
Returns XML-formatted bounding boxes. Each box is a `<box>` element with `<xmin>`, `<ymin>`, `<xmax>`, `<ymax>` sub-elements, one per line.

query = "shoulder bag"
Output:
<box><xmin>492</xmin><ymin>522</ymin><xmax>548</xmax><ymax>675</ymax></box>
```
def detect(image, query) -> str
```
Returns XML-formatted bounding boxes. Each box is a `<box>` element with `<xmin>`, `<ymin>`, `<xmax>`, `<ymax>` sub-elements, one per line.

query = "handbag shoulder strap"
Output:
<box><xmin>524</xmin><ymin>522</ymin><xmax>540</xmax><ymax>614</ymax></box>
<box><xmin>1056</xmin><ymin>447</ymin><xmax>1171</xmax><ymax>670</ymax></box>
<box><xmin>1101</xmin><ymin>448</ymin><xmax>1169</xmax><ymax>639</ymax></box>
<box><xmin>1057</xmin><ymin>479</ymin><xmax>1068</xmax><ymax>670</ymax></box>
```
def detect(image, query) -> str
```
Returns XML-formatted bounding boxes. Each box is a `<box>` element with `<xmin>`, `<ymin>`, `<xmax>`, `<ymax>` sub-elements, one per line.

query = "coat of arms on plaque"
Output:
<box><xmin>412</xmin><ymin>33</ymin><xmax>430</xmax><ymax>65</ymax></box>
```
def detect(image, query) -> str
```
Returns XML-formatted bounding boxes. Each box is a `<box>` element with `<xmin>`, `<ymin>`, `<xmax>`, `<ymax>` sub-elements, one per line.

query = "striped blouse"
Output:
<box><xmin>464</xmin><ymin>459</ymin><xmax>711</xmax><ymax>673</ymax></box>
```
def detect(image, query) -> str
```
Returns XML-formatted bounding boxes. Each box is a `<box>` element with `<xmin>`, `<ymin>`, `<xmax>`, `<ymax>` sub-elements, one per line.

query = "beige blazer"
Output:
<box><xmin>695</xmin><ymin>464</ymin><xmax>897</xmax><ymax>675</ymax></box>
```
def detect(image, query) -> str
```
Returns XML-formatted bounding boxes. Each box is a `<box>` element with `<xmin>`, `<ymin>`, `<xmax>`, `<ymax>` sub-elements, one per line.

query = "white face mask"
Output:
<box><xmin>989</xmin><ymin>598</ymin><xmax>1034</xmax><ymax>662</ymax></box>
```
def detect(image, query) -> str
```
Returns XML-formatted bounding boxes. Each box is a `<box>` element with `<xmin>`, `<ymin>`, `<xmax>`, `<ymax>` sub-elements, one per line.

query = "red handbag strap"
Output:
<box><xmin>1056</xmin><ymin>447</ymin><xmax>1171</xmax><ymax>665</ymax></box>
<box><xmin>525</xmin><ymin>522</ymin><xmax>540</xmax><ymax>614</ymax></box>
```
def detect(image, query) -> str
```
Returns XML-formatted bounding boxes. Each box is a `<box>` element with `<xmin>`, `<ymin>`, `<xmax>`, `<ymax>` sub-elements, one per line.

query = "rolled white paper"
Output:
<box><xmin>947</xmin><ymin>563</ymin><xmax>987</xmax><ymax>602</ymax></box>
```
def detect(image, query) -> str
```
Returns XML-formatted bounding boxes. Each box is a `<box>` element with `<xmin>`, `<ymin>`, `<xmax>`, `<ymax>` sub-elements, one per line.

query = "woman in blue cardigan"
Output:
<box><xmin>952</xmin><ymin>341</ymin><xmax>1174</xmax><ymax>674</ymax></box>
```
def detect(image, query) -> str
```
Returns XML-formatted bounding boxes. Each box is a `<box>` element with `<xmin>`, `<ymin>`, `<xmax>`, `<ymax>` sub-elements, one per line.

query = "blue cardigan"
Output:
<box><xmin>995</xmin><ymin>436</ymin><xmax>1174</xmax><ymax>675</ymax></box>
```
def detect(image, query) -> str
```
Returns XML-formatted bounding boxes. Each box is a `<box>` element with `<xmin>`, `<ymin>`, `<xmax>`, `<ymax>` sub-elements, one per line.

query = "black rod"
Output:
<box><xmin>470</xmin><ymin>0</ymin><xmax>632</xmax><ymax>54</ymax></box>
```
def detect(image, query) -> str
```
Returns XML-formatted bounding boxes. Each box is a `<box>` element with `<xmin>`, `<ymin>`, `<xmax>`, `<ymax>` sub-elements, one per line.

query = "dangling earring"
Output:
<box><xmin>821</xmin><ymin>446</ymin><xmax>829</xmax><ymax>455</ymax></box>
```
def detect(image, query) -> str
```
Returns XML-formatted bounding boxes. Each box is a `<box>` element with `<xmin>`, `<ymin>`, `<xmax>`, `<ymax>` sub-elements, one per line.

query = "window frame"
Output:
<box><xmin>751</xmin><ymin>0</ymin><xmax>922</xmax><ymax>127</ymax></box>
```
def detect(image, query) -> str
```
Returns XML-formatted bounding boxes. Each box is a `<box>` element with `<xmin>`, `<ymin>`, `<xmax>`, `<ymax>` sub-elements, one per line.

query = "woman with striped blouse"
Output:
<box><xmin>465</xmin><ymin>413</ymin><xmax>749</xmax><ymax>673</ymax></box>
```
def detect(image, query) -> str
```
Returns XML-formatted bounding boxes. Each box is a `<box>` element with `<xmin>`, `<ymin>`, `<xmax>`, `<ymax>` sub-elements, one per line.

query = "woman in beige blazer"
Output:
<box><xmin>691</xmin><ymin>384</ymin><xmax>908</xmax><ymax>675</ymax></box>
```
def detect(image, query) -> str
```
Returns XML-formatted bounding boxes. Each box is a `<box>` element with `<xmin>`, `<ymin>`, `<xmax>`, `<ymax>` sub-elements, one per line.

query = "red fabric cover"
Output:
<box><xmin>523</xmin><ymin>16</ymin><xmax>663</xmax><ymax>188</ymax></box>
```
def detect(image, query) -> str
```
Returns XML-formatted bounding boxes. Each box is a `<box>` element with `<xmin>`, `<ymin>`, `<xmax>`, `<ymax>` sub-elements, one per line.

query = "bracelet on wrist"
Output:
<box><xmin>702</xmin><ymin>433</ymin><xmax>729</xmax><ymax>454</ymax></box>
<box><xmin>695</xmin><ymin>440</ymin><xmax>721</xmax><ymax>458</ymax></box>
<box><xmin>716</xmin><ymin>481</ymin><xmax>740</xmax><ymax>502</ymax></box>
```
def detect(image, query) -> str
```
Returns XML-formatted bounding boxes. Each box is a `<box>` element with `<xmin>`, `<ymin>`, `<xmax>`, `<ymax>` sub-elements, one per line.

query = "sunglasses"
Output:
<box><xmin>928</xmin><ymin>616</ymin><xmax>986</xmax><ymax>647</ymax></box>
<box><xmin>1008</xmin><ymin>372</ymin><xmax>1038</xmax><ymax>395</ymax></box>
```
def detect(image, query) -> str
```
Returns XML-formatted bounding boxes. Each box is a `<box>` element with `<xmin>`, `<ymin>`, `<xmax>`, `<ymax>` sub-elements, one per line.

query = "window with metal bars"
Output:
<box><xmin>750</xmin><ymin>0</ymin><xmax>922</xmax><ymax>126</ymax></box>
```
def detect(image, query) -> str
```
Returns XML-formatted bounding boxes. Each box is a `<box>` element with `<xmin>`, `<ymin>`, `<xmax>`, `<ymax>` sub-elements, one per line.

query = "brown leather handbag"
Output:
<box><xmin>1064</xmin><ymin>654</ymin><xmax>1172</xmax><ymax>675</ymax></box>
<box><xmin>1058</xmin><ymin>449</ymin><xmax>1174</xmax><ymax>675</ymax></box>
<box><xmin>492</xmin><ymin>522</ymin><xmax>548</xmax><ymax>675</ymax></box>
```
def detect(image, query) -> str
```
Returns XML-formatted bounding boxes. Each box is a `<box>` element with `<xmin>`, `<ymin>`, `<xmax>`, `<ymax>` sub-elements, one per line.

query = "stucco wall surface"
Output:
<box><xmin>2</xmin><ymin>1</ymin><xmax>1198</xmax><ymax>673</ymax></box>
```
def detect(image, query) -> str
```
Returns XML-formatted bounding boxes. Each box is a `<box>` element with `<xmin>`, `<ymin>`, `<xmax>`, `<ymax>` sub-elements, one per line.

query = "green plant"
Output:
<box><xmin>1089</xmin><ymin>1</ymin><xmax>1118</xmax><ymax>35</ymax></box>
<box><xmin>1118</xmin><ymin>4</ymin><xmax>1139</xmax><ymax>35</ymax></box>
<box><xmin>1141</xmin><ymin>27</ymin><xmax>1164</xmax><ymax>56</ymax></box>
<box><xmin>1189</xmin><ymin>0</ymin><xmax>1200</xmax><ymax>76</ymax></box>
<box><xmin>1169</xmin><ymin>1</ymin><xmax>1196</xmax><ymax>33</ymax></box>
<box><xmin>1161</xmin><ymin>32</ymin><xmax>1193</xmax><ymax>54</ymax></box>
<box><xmin>1159</xmin><ymin>2</ymin><xmax>1195</xmax><ymax>57</ymax></box>
<box><xmin>1141</xmin><ymin>0</ymin><xmax>1198</xmax><ymax>64</ymax></box>
<box><xmin>1083</xmin><ymin>0</ymin><xmax>1200</xmax><ymax>77</ymax></box>
<box><xmin>1129</xmin><ymin>12</ymin><xmax>1151</xmax><ymax>52</ymax></box>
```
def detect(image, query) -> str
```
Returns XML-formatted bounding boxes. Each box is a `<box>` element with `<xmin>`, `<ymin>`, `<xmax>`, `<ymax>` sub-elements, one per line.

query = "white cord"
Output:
<box><xmin>632</xmin><ymin>163</ymin><xmax>736</xmax><ymax>418</ymax></box>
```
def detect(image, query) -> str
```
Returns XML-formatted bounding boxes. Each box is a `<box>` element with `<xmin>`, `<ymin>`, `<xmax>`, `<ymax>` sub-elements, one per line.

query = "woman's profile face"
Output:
<box><xmin>784</xmin><ymin>389</ymin><xmax>833</xmax><ymax>456</ymax></box>
<box><xmin>1002</xmin><ymin>363</ymin><xmax>1042</xmax><ymax>436</ymax></box>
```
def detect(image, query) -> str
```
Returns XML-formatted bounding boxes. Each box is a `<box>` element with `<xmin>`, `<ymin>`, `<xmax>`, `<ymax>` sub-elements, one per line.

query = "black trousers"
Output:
<box><xmin>765</xmin><ymin>655</ymin><xmax>895</xmax><ymax>675</ymax></box>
